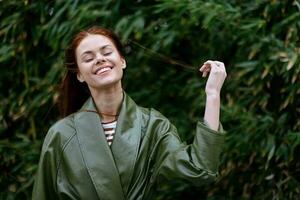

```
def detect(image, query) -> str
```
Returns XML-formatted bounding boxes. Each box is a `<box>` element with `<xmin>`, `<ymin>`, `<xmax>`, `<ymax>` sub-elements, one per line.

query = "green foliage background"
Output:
<box><xmin>1</xmin><ymin>0</ymin><xmax>299</xmax><ymax>199</ymax></box>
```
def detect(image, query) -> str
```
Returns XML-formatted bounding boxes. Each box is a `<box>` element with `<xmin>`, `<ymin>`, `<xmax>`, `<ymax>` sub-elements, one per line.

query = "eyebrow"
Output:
<box><xmin>80</xmin><ymin>45</ymin><xmax>112</xmax><ymax>57</ymax></box>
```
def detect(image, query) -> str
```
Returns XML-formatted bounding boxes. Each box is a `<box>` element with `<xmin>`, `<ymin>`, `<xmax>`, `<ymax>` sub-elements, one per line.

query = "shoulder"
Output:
<box><xmin>138</xmin><ymin>106</ymin><xmax>177</xmax><ymax>137</ymax></box>
<box><xmin>138</xmin><ymin>106</ymin><xmax>168</xmax><ymax>123</ymax></box>
<box><xmin>49</xmin><ymin>114</ymin><xmax>76</xmax><ymax>134</ymax></box>
<box><xmin>42</xmin><ymin>114</ymin><xmax>77</xmax><ymax>152</ymax></box>
<box><xmin>126</xmin><ymin>93</ymin><xmax>178</xmax><ymax>137</ymax></box>
<box><xmin>138</xmin><ymin>105</ymin><xmax>168</xmax><ymax>120</ymax></box>
<box><xmin>37</xmin><ymin>114</ymin><xmax>78</xmax><ymax>176</ymax></box>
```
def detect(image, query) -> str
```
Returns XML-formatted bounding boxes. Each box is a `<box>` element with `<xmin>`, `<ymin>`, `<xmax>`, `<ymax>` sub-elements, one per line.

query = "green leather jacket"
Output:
<box><xmin>32</xmin><ymin>93</ymin><xmax>225</xmax><ymax>200</ymax></box>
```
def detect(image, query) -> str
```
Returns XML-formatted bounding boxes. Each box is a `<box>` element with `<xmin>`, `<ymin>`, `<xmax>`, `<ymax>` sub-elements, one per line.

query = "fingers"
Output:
<box><xmin>199</xmin><ymin>62</ymin><xmax>212</xmax><ymax>77</ymax></box>
<box><xmin>213</xmin><ymin>61</ymin><xmax>227</xmax><ymax>77</ymax></box>
<box><xmin>199</xmin><ymin>64</ymin><xmax>210</xmax><ymax>77</ymax></box>
<box><xmin>199</xmin><ymin>60</ymin><xmax>227</xmax><ymax>77</ymax></box>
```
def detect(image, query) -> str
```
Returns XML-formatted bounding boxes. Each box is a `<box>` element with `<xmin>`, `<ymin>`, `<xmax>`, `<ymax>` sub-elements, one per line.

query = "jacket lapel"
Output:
<box><xmin>74</xmin><ymin>98</ymin><xmax>125</xmax><ymax>200</ymax></box>
<box><xmin>111</xmin><ymin>94</ymin><xmax>142</xmax><ymax>195</ymax></box>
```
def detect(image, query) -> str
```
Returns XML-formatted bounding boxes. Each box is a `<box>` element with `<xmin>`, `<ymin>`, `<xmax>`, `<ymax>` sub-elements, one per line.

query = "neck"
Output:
<box><xmin>89</xmin><ymin>82</ymin><xmax>123</xmax><ymax>123</ymax></box>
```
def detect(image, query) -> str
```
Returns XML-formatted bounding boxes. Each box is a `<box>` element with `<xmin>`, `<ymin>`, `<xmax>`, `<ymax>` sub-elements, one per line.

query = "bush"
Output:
<box><xmin>1</xmin><ymin>0</ymin><xmax>299</xmax><ymax>199</ymax></box>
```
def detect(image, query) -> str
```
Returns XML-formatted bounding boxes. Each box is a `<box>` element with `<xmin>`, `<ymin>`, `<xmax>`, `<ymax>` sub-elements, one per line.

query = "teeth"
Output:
<box><xmin>96</xmin><ymin>67</ymin><xmax>111</xmax><ymax>75</ymax></box>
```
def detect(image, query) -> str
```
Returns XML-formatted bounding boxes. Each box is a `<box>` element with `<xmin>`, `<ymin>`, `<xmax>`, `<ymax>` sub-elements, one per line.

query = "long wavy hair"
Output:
<box><xmin>59</xmin><ymin>26</ymin><xmax>125</xmax><ymax>118</ymax></box>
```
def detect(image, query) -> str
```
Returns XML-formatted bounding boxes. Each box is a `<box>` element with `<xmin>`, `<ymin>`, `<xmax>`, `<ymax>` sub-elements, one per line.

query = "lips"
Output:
<box><xmin>94</xmin><ymin>66</ymin><xmax>113</xmax><ymax>75</ymax></box>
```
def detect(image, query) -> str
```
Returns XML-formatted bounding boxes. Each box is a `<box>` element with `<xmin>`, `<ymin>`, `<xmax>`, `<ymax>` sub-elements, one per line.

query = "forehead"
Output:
<box><xmin>76</xmin><ymin>34</ymin><xmax>115</xmax><ymax>54</ymax></box>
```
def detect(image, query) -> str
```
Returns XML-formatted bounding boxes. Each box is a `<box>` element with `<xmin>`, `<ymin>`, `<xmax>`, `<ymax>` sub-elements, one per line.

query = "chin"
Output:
<box><xmin>96</xmin><ymin>79</ymin><xmax>122</xmax><ymax>89</ymax></box>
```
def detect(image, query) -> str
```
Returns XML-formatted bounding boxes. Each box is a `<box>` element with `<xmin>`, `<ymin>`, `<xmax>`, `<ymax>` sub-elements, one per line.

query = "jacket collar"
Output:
<box><xmin>74</xmin><ymin>92</ymin><xmax>142</xmax><ymax>199</ymax></box>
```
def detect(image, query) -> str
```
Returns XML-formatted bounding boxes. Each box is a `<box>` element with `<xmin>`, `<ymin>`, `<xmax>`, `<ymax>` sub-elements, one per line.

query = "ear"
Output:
<box><xmin>121</xmin><ymin>58</ymin><xmax>126</xmax><ymax>69</ymax></box>
<box><xmin>77</xmin><ymin>72</ymin><xmax>85</xmax><ymax>83</ymax></box>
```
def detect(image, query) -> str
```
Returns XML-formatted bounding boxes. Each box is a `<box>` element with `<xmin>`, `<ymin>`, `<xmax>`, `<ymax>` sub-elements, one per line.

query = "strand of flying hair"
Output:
<box><xmin>127</xmin><ymin>39</ymin><xmax>198</xmax><ymax>72</ymax></box>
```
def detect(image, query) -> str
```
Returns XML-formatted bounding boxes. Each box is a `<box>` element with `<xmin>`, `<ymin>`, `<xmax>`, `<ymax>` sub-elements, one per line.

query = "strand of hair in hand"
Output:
<box><xmin>126</xmin><ymin>39</ymin><xmax>198</xmax><ymax>72</ymax></box>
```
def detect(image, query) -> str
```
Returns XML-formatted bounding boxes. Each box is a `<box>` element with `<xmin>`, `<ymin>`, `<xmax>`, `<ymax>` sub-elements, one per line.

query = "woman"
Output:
<box><xmin>32</xmin><ymin>26</ymin><xmax>227</xmax><ymax>200</ymax></box>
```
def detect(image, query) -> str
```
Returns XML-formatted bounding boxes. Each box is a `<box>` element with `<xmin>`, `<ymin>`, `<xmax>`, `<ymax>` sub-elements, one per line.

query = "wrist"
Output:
<box><xmin>205</xmin><ymin>90</ymin><xmax>220</xmax><ymax>99</ymax></box>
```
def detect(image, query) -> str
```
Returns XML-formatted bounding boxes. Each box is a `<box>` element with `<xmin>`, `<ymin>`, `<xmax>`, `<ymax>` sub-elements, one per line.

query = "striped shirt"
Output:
<box><xmin>101</xmin><ymin>120</ymin><xmax>117</xmax><ymax>146</ymax></box>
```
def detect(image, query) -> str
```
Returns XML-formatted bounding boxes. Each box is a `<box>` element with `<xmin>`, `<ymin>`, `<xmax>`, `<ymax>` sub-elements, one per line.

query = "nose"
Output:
<box><xmin>95</xmin><ymin>53</ymin><xmax>106</xmax><ymax>65</ymax></box>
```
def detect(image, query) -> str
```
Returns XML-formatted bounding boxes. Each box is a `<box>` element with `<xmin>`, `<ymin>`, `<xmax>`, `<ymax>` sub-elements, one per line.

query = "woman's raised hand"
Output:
<box><xmin>199</xmin><ymin>60</ymin><xmax>227</xmax><ymax>96</ymax></box>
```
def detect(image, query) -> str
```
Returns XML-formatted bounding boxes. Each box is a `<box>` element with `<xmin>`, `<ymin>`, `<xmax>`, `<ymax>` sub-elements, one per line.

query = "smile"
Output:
<box><xmin>94</xmin><ymin>66</ymin><xmax>113</xmax><ymax>75</ymax></box>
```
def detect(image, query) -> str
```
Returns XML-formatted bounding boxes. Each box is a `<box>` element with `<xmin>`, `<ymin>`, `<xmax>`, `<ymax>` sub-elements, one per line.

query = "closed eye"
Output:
<box><xmin>84</xmin><ymin>58</ymin><xmax>94</xmax><ymax>62</ymax></box>
<box><xmin>103</xmin><ymin>52</ymin><xmax>112</xmax><ymax>56</ymax></box>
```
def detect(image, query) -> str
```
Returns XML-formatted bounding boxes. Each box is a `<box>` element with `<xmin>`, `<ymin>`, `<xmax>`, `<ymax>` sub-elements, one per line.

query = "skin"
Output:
<box><xmin>76</xmin><ymin>34</ymin><xmax>126</xmax><ymax>122</ymax></box>
<box><xmin>200</xmin><ymin>60</ymin><xmax>227</xmax><ymax>130</ymax></box>
<box><xmin>76</xmin><ymin>34</ymin><xmax>227</xmax><ymax>130</ymax></box>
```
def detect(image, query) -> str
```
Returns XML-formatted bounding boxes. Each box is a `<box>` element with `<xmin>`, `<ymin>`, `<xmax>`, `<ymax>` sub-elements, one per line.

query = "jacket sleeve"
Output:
<box><xmin>32</xmin><ymin>127</ymin><xmax>60</xmax><ymax>200</ymax></box>
<box><xmin>151</xmin><ymin>116</ymin><xmax>225</xmax><ymax>186</ymax></box>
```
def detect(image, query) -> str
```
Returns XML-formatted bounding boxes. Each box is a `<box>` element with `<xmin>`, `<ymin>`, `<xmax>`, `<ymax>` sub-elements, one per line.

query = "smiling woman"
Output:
<box><xmin>60</xmin><ymin>27</ymin><xmax>126</xmax><ymax>119</ymax></box>
<box><xmin>32</xmin><ymin>26</ymin><xmax>227</xmax><ymax>200</ymax></box>
<box><xmin>76</xmin><ymin>35</ymin><xmax>126</xmax><ymax>89</ymax></box>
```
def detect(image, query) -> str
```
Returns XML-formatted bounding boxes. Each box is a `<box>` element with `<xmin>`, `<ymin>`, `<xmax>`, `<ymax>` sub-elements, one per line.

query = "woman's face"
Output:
<box><xmin>75</xmin><ymin>34</ymin><xmax>126</xmax><ymax>89</ymax></box>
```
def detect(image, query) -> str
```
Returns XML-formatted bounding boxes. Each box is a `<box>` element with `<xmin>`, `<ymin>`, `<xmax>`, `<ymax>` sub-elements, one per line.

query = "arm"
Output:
<box><xmin>204</xmin><ymin>94</ymin><xmax>220</xmax><ymax>131</ymax></box>
<box><xmin>200</xmin><ymin>60</ymin><xmax>227</xmax><ymax>131</ymax></box>
<box><xmin>152</xmin><ymin>61</ymin><xmax>226</xmax><ymax>185</ymax></box>
<box><xmin>150</xmin><ymin>118</ymin><xmax>225</xmax><ymax>187</ymax></box>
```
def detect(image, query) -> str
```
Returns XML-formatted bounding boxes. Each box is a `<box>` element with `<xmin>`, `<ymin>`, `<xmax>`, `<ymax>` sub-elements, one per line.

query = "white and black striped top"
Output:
<box><xmin>101</xmin><ymin>120</ymin><xmax>117</xmax><ymax>146</ymax></box>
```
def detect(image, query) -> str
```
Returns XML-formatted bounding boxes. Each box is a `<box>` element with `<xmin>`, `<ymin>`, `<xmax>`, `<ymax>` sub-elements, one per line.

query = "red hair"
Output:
<box><xmin>59</xmin><ymin>26</ymin><xmax>124</xmax><ymax>117</ymax></box>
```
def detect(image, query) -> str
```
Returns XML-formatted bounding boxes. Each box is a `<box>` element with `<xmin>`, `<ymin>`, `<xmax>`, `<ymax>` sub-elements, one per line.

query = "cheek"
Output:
<box><xmin>77</xmin><ymin>62</ymin><xmax>90</xmax><ymax>73</ymax></box>
<box><xmin>109</xmin><ymin>54</ymin><xmax>124</xmax><ymax>66</ymax></box>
